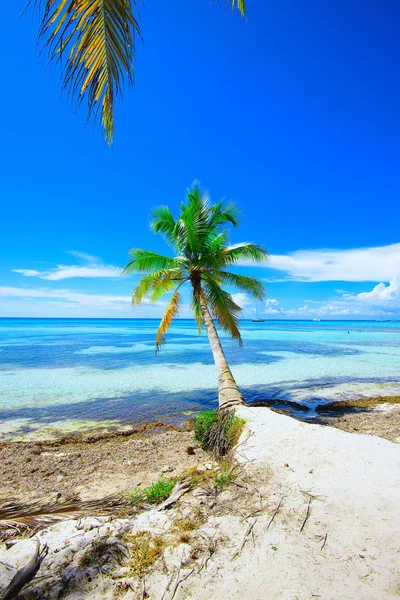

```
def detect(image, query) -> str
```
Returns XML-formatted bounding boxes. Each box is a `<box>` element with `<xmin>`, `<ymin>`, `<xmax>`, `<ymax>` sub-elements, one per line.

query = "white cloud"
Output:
<box><xmin>232</xmin><ymin>293</ymin><xmax>252</xmax><ymax>308</ymax></box>
<box><xmin>66</xmin><ymin>251</ymin><xmax>101</xmax><ymax>262</ymax></box>
<box><xmin>356</xmin><ymin>276</ymin><xmax>400</xmax><ymax>305</ymax></box>
<box><xmin>0</xmin><ymin>286</ymin><xmax>130</xmax><ymax>305</ymax></box>
<box><xmin>13</xmin><ymin>269</ymin><xmax>42</xmax><ymax>277</ymax></box>
<box><xmin>0</xmin><ymin>286</ymin><xmax>166</xmax><ymax>318</ymax></box>
<box><xmin>269</xmin><ymin>277</ymin><xmax>400</xmax><ymax>319</ymax></box>
<box><xmin>264</xmin><ymin>298</ymin><xmax>283</xmax><ymax>315</ymax></box>
<box><xmin>13</xmin><ymin>250</ymin><xmax>123</xmax><ymax>280</ymax></box>
<box><xmin>239</xmin><ymin>242</ymin><xmax>400</xmax><ymax>283</ymax></box>
<box><xmin>265</xmin><ymin>298</ymin><xmax>279</xmax><ymax>306</ymax></box>
<box><xmin>14</xmin><ymin>265</ymin><xmax>122</xmax><ymax>280</ymax></box>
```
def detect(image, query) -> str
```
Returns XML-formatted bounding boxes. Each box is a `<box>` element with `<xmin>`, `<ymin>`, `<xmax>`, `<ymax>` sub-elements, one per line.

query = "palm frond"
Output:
<box><xmin>0</xmin><ymin>494</ymin><xmax>128</xmax><ymax>528</ymax></box>
<box><xmin>155</xmin><ymin>289</ymin><xmax>182</xmax><ymax>353</ymax></box>
<box><xmin>219</xmin><ymin>0</ymin><xmax>247</xmax><ymax>16</ymax></box>
<box><xmin>31</xmin><ymin>2</ymin><xmax>246</xmax><ymax>143</ymax></box>
<box><xmin>123</xmin><ymin>249</ymin><xmax>184</xmax><ymax>274</ymax></box>
<box><xmin>130</xmin><ymin>269</ymin><xmax>183</xmax><ymax>306</ymax></box>
<box><xmin>33</xmin><ymin>0</ymin><xmax>141</xmax><ymax>145</ymax></box>
<box><xmin>223</xmin><ymin>243</ymin><xmax>268</xmax><ymax>265</ymax></box>
<box><xmin>219</xmin><ymin>271</ymin><xmax>266</xmax><ymax>300</ymax></box>
<box><xmin>150</xmin><ymin>205</ymin><xmax>176</xmax><ymax>245</ymax></box>
<box><xmin>231</xmin><ymin>0</ymin><xmax>246</xmax><ymax>15</ymax></box>
<box><xmin>200</xmin><ymin>230</ymin><xmax>229</xmax><ymax>269</ymax></box>
<box><xmin>209</xmin><ymin>199</ymin><xmax>240</xmax><ymax>229</ymax></box>
<box><xmin>150</xmin><ymin>277</ymin><xmax>183</xmax><ymax>302</ymax></box>
<box><xmin>174</xmin><ymin>186</ymin><xmax>212</xmax><ymax>255</ymax></box>
<box><xmin>203</xmin><ymin>276</ymin><xmax>243</xmax><ymax>344</ymax></box>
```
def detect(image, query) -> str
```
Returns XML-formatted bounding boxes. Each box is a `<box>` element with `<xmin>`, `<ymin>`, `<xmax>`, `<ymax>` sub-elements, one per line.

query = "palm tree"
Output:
<box><xmin>123</xmin><ymin>184</ymin><xmax>268</xmax><ymax>411</ymax></box>
<box><xmin>30</xmin><ymin>1</ymin><xmax>247</xmax><ymax>145</ymax></box>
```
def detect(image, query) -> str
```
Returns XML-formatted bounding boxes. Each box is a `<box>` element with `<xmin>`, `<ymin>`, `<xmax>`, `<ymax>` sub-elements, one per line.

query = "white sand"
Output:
<box><xmin>186</xmin><ymin>406</ymin><xmax>400</xmax><ymax>600</ymax></box>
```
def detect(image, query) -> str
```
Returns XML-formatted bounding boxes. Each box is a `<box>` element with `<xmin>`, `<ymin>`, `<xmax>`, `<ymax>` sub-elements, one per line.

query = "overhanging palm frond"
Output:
<box><xmin>123</xmin><ymin>249</ymin><xmax>184</xmax><ymax>274</ymax></box>
<box><xmin>222</xmin><ymin>0</ymin><xmax>247</xmax><ymax>16</ymax></box>
<box><xmin>203</xmin><ymin>276</ymin><xmax>243</xmax><ymax>344</ymax></box>
<box><xmin>223</xmin><ymin>243</ymin><xmax>268</xmax><ymax>265</ymax></box>
<box><xmin>31</xmin><ymin>2</ymin><xmax>246</xmax><ymax>144</ymax></box>
<box><xmin>219</xmin><ymin>271</ymin><xmax>266</xmax><ymax>300</ymax></box>
<box><xmin>33</xmin><ymin>0</ymin><xmax>141</xmax><ymax>145</ymax></box>
<box><xmin>155</xmin><ymin>289</ymin><xmax>182</xmax><ymax>353</ymax></box>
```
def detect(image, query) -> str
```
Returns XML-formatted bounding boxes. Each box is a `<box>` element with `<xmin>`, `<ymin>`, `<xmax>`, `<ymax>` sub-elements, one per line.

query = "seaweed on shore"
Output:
<box><xmin>315</xmin><ymin>396</ymin><xmax>400</xmax><ymax>414</ymax></box>
<box><xmin>0</xmin><ymin>420</ymin><xmax>182</xmax><ymax>450</ymax></box>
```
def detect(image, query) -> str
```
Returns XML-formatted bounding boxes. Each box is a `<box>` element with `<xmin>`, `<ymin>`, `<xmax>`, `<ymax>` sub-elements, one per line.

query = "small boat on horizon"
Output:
<box><xmin>252</xmin><ymin>304</ymin><xmax>266</xmax><ymax>322</ymax></box>
<box><xmin>313</xmin><ymin>318</ymin><xmax>321</xmax><ymax>322</ymax></box>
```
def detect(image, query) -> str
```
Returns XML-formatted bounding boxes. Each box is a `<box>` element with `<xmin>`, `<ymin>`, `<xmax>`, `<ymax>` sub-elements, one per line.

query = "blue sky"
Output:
<box><xmin>1</xmin><ymin>0</ymin><xmax>399</xmax><ymax>319</ymax></box>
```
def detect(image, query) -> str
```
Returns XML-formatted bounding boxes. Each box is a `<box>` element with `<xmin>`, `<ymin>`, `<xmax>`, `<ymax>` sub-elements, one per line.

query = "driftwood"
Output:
<box><xmin>1</xmin><ymin>540</ymin><xmax>48</xmax><ymax>600</ymax></box>
<box><xmin>169</xmin><ymin>560</ymin><xmax>194</xmax><ymax>600</ymax></box>
<box><xmin>239</xmin><ymin>518</ymin><xmax>257</xmax><ymax>552</ymax></box>
<box><xmin>197</xmin><ymin>532</ymin><xmax>217</xmax><ymax>574</ymax></box>
<box><xmin>156</xmin><ymin>482</ymin><xmax>191</xmax><ymax>512</ymax></box>
<box><xmin>299</xmin><ymin>497</ymin><xmax>312</xmax><ymax>533</ymax></box>
<box><xmin>266</xmin><ymin>495</ymin><xmax>284</xmax><ymax>531</ymax></box>
<box><xmin>160</xmin><ymin>573</ymin><xmax>175</xmax><ymax>600</ymax></box>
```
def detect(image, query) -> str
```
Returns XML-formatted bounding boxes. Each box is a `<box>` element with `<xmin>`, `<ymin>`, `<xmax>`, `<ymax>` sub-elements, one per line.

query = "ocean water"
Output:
<box><xmin>1</xmin><ymin>318</ymin><xmax>400</xmax><ymax>440</ymax></box>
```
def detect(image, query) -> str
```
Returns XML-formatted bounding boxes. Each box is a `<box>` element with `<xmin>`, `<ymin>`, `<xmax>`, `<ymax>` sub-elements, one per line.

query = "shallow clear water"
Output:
<box><xmin>1</xmin><ymin>318</ymin><xmax>400</xmax><ymax>440</ymax></box>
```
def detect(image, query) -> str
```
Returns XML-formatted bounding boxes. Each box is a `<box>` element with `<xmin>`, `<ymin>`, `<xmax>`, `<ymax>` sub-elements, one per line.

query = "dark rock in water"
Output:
<box><xmin>315</xmin><ymin>402</ymin><xmax>349</xmax><ymax>414</ymax></box>
<box><xmin>249</xmin><ymin>399</ymin><xmax>310</xmax><ymax>412</ymax></box>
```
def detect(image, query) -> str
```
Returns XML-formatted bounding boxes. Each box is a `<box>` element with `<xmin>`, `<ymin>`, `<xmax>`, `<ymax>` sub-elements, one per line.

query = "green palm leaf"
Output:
<box><xmin>223</xmin><ymin>243</ymin><xmax>268</xmax><ymax>265</ymax></box>
<box><xmin>209</xmin><ymin>200</ymin><xmax>240</xmax><ymax>229</ymax></box>
<box><xmin>130</xmin><ymin>268</ymin><xmax>183</xmax><ymax>305</ymax></box>
<box><xmin>219</xmin><ymin>271</ymin><xmax>266</xmax><ymax>300</ymax></box>
<box><xmin>150</xmin><ymin>206</ymin><xmax>176</xmax><ymax>245</ymax></box>
<box><xmin>203</xmin><ymin>275</ymin><xmax>243</xmax><ymax>344</ymax></box>
<box><xmin>174</xmin><ymin>186</ymin><xmax>212</xmax><ymax>255</ymax></box>
<box><xmin>123</xmin><ymin>249</ymin><xmax>184</xmax><ymax>274</ymax></box>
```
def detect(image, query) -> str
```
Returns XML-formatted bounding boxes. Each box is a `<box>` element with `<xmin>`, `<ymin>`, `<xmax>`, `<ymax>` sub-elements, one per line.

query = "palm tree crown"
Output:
<box><xmin>123</xmin><ymin>184</ymin><xmax>268</xmax><ymax>353</ymax></box>
<box><xmin>31</xmin><ymin>1</ymin><xmax>247</xmax><ymax>145</ymax></box>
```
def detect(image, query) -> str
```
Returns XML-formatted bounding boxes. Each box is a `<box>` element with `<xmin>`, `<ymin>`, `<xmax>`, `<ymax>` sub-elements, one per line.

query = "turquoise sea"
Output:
<box><xmin>1</xmin><ymin>318</ymin><xmax>400</xmax><ymax>440</ymax></box>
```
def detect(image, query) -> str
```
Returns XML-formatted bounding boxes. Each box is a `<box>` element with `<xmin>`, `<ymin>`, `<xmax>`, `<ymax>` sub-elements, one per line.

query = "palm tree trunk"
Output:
<box><xmin>198</xmin><ymin>292</ymin><xmax>245</xmax><ymax>410</ymax></box>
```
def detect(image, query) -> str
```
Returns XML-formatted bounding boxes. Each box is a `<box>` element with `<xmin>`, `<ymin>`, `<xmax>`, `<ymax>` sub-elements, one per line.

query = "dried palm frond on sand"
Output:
<box><xmin>0</xmin><ymin>494</ymin><xmax>130</xmax><ymax>529</ymax></box>
<box><xmin>0</xmin><ymin>480</ymin><xmax>191</xmax><ymax>529</ymax></box>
